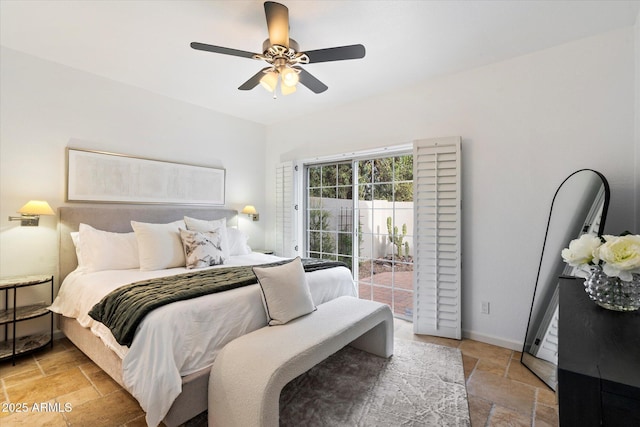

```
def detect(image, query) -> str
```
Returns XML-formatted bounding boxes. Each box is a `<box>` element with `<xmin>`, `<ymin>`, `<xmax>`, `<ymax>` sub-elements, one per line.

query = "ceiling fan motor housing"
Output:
<box><xmin>258</xmin><ymin>39</ymin><xmax>309</xmax><ymax>67</ymax></box>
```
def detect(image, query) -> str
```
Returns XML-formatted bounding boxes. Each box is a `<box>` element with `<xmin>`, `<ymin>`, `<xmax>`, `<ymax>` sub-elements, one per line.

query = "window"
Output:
<box><xmin>306</xmin><ymin>162</ymin><xmax>353</xmax><ymax>266</ymax></box>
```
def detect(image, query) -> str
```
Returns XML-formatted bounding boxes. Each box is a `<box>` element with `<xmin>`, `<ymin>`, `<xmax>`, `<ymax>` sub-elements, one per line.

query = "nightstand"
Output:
<box><xmin>558</xmin><ymin>277</ymin><xmax>640</xmax><ymax>425</ymax></box>
<box><xmin>0</xmin><ymin>274</ymin><xmax>54</xmax><ymax>365</ymax></box>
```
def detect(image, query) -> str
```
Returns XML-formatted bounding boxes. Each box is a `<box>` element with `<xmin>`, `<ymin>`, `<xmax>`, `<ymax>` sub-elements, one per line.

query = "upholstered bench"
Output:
<box><xmin>208</xmin><ymin>295</ymin><xmax>394</xmax><ymax>427</ymax></box>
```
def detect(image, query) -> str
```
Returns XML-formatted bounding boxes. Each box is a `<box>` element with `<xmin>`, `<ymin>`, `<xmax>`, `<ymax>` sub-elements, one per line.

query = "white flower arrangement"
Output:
<box><xmin>561</xmin><ymin>233</ymin><xmax>640</xmax><ymax>282</ymax></box>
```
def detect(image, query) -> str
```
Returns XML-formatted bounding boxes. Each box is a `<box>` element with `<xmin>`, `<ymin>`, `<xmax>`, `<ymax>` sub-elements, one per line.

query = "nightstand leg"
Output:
<box><xmin>50</xmin><ymin>278</ymin><xmax>54</xmax><ymax>349</ymax></box>
<box><xmin>3</xmin><ymin>289</ymin><xmax>6</xmax><ymax>345</ymax></box>
<box><xmin>12</xmin><ymin>288</ymin><xmax>16</xmax><ymax>365</ymax></box>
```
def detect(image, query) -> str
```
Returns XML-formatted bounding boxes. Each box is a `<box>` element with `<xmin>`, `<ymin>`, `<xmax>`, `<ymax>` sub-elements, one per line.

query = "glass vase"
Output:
<box><xmin>583</xmin><ymin>266</ymin><xmax>640</xmax><ymax>312</ymax></box>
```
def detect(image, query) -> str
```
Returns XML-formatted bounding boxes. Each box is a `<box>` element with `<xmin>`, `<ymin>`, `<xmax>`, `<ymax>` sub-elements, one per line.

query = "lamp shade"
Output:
<box><xmin>259</xmin><ymin>72</ymin><xmax>279</xmax><ymax>92</ymax></box>
<box><xmin>18</xmin><ymin>200</ymin><xmax>55</xmax><ymax>215</ymax></box>
<box><xmin>280</xmin><ymin>83</ymin><xmax>297</xmax><ymax>96</ymax></box>
<box><xmin>241</xmin><ymin>205</ymin><xmax>258</xmax><ymax>215</ymax></box>
<box><xmin>280</xmin><ymin>67</ymin><xmax>299</xmax><ymax>87</ymax></box>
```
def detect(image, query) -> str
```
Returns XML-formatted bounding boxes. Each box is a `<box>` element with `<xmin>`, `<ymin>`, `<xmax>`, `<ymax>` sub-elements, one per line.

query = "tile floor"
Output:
<box><xmin>0</xmin><ymin>320</ymin><xmax>558</xmax><ymax>426</ymax></box>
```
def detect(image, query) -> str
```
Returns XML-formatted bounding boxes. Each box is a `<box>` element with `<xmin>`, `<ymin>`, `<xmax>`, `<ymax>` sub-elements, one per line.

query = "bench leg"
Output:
<box><xmin>349</xmin><ymin>316</ymin><xmax>394</xmax><ymax>358</ymax></box>
<box><xmin>209</xmin><ymin>301</ymin><xmax>394</xmax><ymax>427</ymax></box>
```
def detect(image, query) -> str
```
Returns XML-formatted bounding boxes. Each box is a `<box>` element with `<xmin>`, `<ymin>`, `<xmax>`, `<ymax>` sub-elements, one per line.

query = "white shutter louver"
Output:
<box><xmin>535</xmin><ymin>305</ymin><xmax>559</xmax><ymax>364</ymax></box>
<box><xmin>275</xmin><ymin>162</ymin><xmax>294</xmax><ymax>257</ymax></box>
<box><xmin>413</xmin><ymin>137</ymin><xmax>462</xmax><ymax>339</ymax></box>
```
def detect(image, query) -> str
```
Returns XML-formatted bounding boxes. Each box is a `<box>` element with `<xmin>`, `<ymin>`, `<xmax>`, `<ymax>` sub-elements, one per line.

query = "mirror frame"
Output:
<box><xmin>521</xmin><ymin>168</ymin><xmax>610</xmax><ymax>390</ymax></box>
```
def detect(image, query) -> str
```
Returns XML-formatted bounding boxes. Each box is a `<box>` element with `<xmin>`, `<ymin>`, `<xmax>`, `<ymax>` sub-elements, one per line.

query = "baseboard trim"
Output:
<box><xmin>462</xmin><ymin>329</ymin><xmax>523</xmax><ymax>351</ymax></box>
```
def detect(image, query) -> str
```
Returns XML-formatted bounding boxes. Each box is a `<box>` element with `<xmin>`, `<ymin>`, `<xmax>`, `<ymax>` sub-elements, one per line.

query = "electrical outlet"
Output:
<box><xmin>481</xmin><ymin>301</ymin><xmax>490</xmax><ymax>314</ymax></box>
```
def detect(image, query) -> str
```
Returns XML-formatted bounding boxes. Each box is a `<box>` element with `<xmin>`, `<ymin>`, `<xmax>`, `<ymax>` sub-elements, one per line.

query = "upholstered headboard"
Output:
<box><xmin>58</xmin><ymin>205</ymin><xmax>237</xmax><ymax>282</ymax></box>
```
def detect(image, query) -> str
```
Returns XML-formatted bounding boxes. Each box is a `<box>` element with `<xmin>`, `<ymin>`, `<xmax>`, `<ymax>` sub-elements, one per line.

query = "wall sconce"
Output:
<box><xmin>241</xmin><ymin>205</ymin><xmax>259</xmax><ymax>222</ymax></box>
<box><xmin>8</xmin><ymin>200</ymin><xmax>55</xmax><ymax>226</ymax></box>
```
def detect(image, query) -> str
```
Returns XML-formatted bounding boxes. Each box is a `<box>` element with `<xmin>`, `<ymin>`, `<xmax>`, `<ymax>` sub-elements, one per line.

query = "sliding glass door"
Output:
<box><xmin>357</xmin><ymin>155</ymin><xmax>413</xmax><ymax>320</ymax></box>
<box><xmin>305</xmin><ymin>154</ymin><xmax>414</xmax><ymax>320</ymax></box>
<box><xmin>306</xmin><ymin>162</ymin><xmax>354</xmax><ymax>266</ymax></box>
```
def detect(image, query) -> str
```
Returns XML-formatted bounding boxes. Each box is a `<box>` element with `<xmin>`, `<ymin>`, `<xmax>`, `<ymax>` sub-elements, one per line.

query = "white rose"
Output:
<box><xmin>561</xmin><ymin>234</ymin><xmax>601</xmax><ymax>268</ymax></box>
<box><xmin>594</xmin><ymin>234</ymin><xmax>640</xmax><ymax>281</ymax></box>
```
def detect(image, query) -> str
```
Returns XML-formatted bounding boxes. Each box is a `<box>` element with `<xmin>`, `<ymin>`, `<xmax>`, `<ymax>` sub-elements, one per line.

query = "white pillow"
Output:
<box><xmin>77</xmin><ymin>223</ymin><xmax>139</xmax><ymax>272</ymax></box>
<box><xmin>131</xmin><ymin>220</ymin><xmax>185</xmax><ymax>271</ymax></box>
<box><xmin>227</xmin><ymin>227</ymin><xmax>252</xmax><ymax>256</ymax></box>
<box><xmin>184</xmin><ymin>216</ymin><xmax>230</xmax><ymax>259</ymax></box>
<box><xmin>179</xmin><ymin>228</ymin><xmax>226</xmax><ymax>269</ymax></box>
<box><xmin>70</xmin><ymin>231</ymin><xmax>84</xmax><ymax>268</ymax></box>
<box><xmin>253</xmin><ymin>257</ymin><xmax>316</xmax><ymax>326</ymax></box>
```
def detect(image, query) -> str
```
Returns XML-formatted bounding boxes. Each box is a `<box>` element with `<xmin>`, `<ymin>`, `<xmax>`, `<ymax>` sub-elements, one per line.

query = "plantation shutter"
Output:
<box><xmin>413</xmin><ymin>137</ymin><xmax>462</xmax><ymax>339</ymax></box>
<box><xmin>275</xmin><ymin>161</ymin><xmax>295</xmax><ymax>257</ymax></box>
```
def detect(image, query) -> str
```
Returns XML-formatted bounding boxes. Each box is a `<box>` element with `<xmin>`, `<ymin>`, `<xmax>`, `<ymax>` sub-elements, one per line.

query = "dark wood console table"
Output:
<box><xmin>558</xmin><ymin>276</ymin><xmax>640</xmax><ymax>426</ymax></box>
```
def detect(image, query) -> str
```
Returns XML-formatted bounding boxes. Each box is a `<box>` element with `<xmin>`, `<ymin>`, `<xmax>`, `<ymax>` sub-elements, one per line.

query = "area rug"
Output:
<box><xmin>185</xmin><ymin>338</ymin><xmax>470</xmax><ymax>426</ymax></box>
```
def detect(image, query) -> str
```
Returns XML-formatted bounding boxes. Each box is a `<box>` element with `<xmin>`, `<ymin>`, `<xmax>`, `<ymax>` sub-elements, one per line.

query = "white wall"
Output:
<box><xmin>264</xmin><ymin>27</ymin><xmax>637</xmax><ymax>349</ymax></box>
<box><xmin>0</xmin><ymin>47</ymin><xmax>266</xmax><ymax>334</ymax></box>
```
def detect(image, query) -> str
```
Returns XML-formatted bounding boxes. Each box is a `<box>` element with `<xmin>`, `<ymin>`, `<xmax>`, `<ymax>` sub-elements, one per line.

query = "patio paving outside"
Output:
<box><xmin>358</xmin><ymin>269</ymin><xmax>413</xmax><ymax>319</ymax></box>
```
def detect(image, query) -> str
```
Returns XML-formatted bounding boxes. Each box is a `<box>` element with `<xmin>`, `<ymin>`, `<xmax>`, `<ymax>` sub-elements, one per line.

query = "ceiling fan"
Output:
<box><xmin>191</xmin><ymin>1</ymin><xmax>366</xmax><ymax>96</ymax></box>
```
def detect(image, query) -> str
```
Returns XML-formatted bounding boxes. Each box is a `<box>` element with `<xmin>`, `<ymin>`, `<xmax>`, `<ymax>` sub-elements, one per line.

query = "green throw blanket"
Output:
<box><xmin>88</xmin><ymin>258</ymin><xmax>347</xmax><ymax>347</ymax></box>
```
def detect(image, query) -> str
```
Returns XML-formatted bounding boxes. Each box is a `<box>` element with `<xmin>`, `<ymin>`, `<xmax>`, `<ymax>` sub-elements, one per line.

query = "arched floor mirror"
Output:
<box><xmin>521</xmin><ymin>169</ymin><xmax>610</xmax><ymax>390</ymax></box>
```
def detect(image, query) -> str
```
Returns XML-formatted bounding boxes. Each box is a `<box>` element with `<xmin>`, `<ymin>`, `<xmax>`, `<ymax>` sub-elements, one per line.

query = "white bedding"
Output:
<box><xmin>49</xmin><ymin>252</ymin><xmax>357</xmax><ymax>426</ymax></box>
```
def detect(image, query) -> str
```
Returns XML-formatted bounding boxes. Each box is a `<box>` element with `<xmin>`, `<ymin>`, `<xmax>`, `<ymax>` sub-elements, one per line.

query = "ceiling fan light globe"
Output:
<box><xmin>281</xmin><ymin>83</ymin><xmax>297</xmax><ymax>96</ymax></box>
<box><xmin>259</xmin><ymin>71</ymin><xmax>278</xmax><ymax>92</ymax></box>
<box><xmin>281</xmin><ymin>67</ymin><xmax>299</xmax><ymax>87</ymax></box>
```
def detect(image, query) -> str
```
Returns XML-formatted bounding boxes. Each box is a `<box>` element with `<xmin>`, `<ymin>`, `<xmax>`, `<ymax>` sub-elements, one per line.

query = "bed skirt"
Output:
<box><xmin>58</xmin><ymin>315</ymin><xmax>208</xmax><ymax>426</ymax></box>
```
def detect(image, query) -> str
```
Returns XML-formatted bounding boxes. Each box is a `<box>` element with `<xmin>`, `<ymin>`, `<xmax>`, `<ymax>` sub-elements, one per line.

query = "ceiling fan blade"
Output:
<box><xmin>264</xmin><ymin>1</ymin><xmax>289</xmax><ymax>48</ymax></box>
<box><xmin>297</xmin><ymin>68</ymin><xmax>328</xmax><ymax>94</ymax></box>
<box><xmin>305</xmin><ymin>44</ymin><xmax>366</xmax><ymax>63</ymax></box>
<box><xmin>190</xmin><ymin>42</ymin><xmax>257</xmax><ymax>59</ymax></box>
<box><xmin>238</xmin><ymin>67</ymin><xmax>271</xmax><ymax>91</ymax></box>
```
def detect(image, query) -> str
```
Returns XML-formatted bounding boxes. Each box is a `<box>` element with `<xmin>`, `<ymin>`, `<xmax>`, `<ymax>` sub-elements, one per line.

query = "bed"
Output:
<box><xmin>51</xmin><ymin>205</ymin><xmax>357</xmax><ymax>426</ymax></box>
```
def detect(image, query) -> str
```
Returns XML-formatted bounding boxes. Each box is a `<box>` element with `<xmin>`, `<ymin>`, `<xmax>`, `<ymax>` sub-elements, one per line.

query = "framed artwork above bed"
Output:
<box><xmin>66</xmin><ymin>147</ymin><xmax>225</xmax><ymax>205</ymax></box>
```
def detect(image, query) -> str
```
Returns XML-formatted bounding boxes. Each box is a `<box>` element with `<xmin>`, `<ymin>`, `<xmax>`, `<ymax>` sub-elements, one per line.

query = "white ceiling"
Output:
<box><xmin>1</xmin><ymin>1</ymin><xmax>638</xmax><ymax>125</ymax></box>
